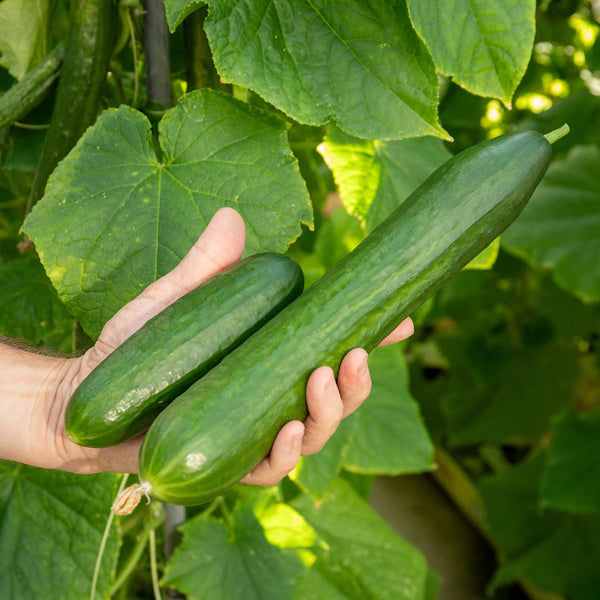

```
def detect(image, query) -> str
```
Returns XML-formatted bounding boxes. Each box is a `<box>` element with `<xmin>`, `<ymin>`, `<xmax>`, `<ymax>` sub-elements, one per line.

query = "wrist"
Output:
<box><xmin>0</xmin><ymin>341</ymin><xmax>72</xmax><ymax>466</ymax></box>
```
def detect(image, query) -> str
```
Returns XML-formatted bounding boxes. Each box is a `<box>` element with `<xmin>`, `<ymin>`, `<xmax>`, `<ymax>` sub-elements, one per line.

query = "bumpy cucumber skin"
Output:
<box><xmin>139</xmin><ymin>131</ymin><xmax>553</xmax><ymax>505</ymax></box>
<box><xmin>0</xmin><ymin>43</ymin><xmax>64</xmax><ymax>130</ymax></box>
<box><xmin>28</xmin><ymin>0</ymin><xmax>116</xmax><ymax>211</ymax></box>
<box><xmin>65</xmin><ymin>253</ymin><xmax>304</xmax><ymax>447</ymax></box>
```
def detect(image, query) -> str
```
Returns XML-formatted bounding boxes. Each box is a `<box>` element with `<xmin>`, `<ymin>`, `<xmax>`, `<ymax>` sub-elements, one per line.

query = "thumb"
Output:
<box><xmin>83</xmin><ymin>207</ymin><xmax>246</xmax><ymax>372</ymax></box>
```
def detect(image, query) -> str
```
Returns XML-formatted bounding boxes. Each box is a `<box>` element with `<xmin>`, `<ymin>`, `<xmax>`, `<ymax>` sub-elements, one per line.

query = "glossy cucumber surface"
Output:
<box><xmin>139</xmin><ymin>130</ymin><xmax>553</xmax><ymax>505</ymax></box>
<box><xmin>65</xmin><ymin>253</ymin><xmax>304</xmax><ymax>447</ymax></box>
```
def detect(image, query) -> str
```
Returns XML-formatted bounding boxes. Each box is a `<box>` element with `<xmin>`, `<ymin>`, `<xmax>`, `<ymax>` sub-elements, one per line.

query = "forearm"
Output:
<box><xmin>0</xmin><ymin>340</ymin><xmax>69</xmax><ymax>465</ymax></box>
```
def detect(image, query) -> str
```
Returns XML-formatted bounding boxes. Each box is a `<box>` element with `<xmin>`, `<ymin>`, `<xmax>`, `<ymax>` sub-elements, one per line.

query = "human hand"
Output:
<box><xmin>1</xmin><ymin>207</ymin><xmax>413</xmax><ymax>483</ymax></box>
<box><xmin>240</xmin><ymin>318</ymin><xmax>414</xmax><ymax>486</ymax></box>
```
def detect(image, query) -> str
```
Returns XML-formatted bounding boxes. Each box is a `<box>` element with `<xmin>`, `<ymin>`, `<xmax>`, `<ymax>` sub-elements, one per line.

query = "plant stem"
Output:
<box><xmin>110</xmin><ymin>531</ymin><xmax>149</xmax><ymax>595</ymax></box>
<box><xmin>127</xmin><ymin>8</ymin><xmax>141</xmax><ymax>107</ymax></box>
<box><xmin>219</xmin><ymin>496</ymin><xmax>234</xmax><ymax>529</ymax></box>
<box><xmin>90</xmin><ymin>474</ymin><xmax>129</xmax><ymax>600</ymax></box>
<box><xmin>143</xmin><ymin>0</ymin><xmax>171</xmax><ymax>107</ymax></box>
<box><xmin>110</xmin><ymin>502</ymin><xmax>164</xmax><ymax>596</ymax></box>
<box><xmin>432</xmin><ymin>446</ymin><xmax>490</xmax><ymax>542</ymax></box>
<box><xmin>182</xmin><ymin>7</ymin><xmax>226</xmax><ymax>92</ymax></box>
<box><xmin>432</xmin><ymin>446</ymin><xmax>566</xmax><ymax>600</ymax></box>
<box><xmin>149</xmin><ymin>528</ymin><xmax>163</xmax><ymax>600</ymax></box>
<box><xmin>13</xmin><ymin>122</ymin><xmax>50</xmax><ymax>130</ymax></box>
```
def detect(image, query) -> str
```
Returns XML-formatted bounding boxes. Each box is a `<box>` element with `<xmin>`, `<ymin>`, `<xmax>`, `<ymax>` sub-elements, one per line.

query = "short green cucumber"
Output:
<box><xmin>0</xmin><ymin>43</ymin><xmax>64</xmax><ymax>130</ymax></box>
<box><xmin>138</xmin><ymin>129</ymin><xmax>560</xmax><ymax>505</ymax></box>
<box><xmin>65</xmin><ymin>252</ymin><xmax>304</xmax><ymax>447</ymax></box>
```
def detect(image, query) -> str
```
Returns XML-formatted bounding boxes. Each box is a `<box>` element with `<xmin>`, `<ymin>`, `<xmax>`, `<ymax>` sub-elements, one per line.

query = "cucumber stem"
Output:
<box><xmin>544</xmin><ymin>124</ymin><xmax>569</xmax><ymax>144</ymax></box>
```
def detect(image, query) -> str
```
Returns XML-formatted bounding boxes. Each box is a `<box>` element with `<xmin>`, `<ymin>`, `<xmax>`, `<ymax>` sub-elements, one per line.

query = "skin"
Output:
<box><xmin>0</xmin><ymin>208</ymin><xmax>414</xmax><ymax>485</ymax></box>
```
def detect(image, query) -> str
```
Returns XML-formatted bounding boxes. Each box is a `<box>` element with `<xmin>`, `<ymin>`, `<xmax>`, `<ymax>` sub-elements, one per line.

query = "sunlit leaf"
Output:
<box><xmin>408</xmin><ymin>0</ymin><xmax>536</xmax><ymax>105</ymax></box>
<box><xmin>163</xmin><ymin>500</ymin><xmax>305</xmax><ymax>599</ymax></box>
<box><xmin>199</xmin><ymin>0</ymin><xmax>448</xmax><ymax>141</ymax></box>
<box><xmin>319</xmin><ymin>128</ymin><xmax>451</xmax><ymax>230</ymax></box>
<box><xmin>464</xmin><ymin>237</ymin><xmax>500</xmax><ymax>270</ymax></box>
<box><xmin>23</xmin><ymin>89</ymin><xmax>312</xmax><ymax>338</ymax></box>
<box><xmin>0</xmin><ymin>0</ymin><xmax>48</xmax><ymax>79</ymax></box>
<box><xmin>292</xmin><ymin>478</ymin><xmax>431</xmax><ymax>600</ymax></box>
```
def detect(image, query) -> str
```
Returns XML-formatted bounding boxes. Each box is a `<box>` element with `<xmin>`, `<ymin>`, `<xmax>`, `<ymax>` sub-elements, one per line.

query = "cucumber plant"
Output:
<box><xmin>1</xmin><ymin>1</ymin><xmax>598</xmax><ymax>599</ymax></box>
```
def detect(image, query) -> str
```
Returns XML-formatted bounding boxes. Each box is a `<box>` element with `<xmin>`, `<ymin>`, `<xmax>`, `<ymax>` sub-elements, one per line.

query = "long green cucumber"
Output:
<box><xmin>66</xmin><ymin>253</ymin><xmax>304</xmax><ymax>447</ymax></box>
<box><xmin>27</xmin><ymin>0</ymin><xmax>116</xmax><ymax>213</ymax></box>
<box><xmin>0</xmin><ymin>43</ymin><xmax>64</xmax><ymax>130</ymax></box>
<box><xmin>137</xmin><ymin>128</ymin><xmax>562</xmax><ymax>506</ymax></box>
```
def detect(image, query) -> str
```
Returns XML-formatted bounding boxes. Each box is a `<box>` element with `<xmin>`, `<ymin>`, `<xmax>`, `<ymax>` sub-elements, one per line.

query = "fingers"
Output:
<box><xmin>302</xmin><ymin>349</ymin><xmax>371</xmax><ymax>455</ymax></box>
<box><xmin>241</xmin><ymin>352</ymin><xmax>373</xmax><ymax>485</ymax></box>
<box><xmin>379</xmin><ymin>317</ymin><xmax>414</xmax><ymax>346</ymax></box>
<box><xmin>336</xmin><ymin>348</ymin><xmax>372</xmax><ymax>418</ymax></box>
<box><xmin>301</xmin><ymin>366</ymin><xmax>344</xmax><ymax>455</ymax></box>
<box><xmin>240</xmin><ymin>421</ymin><xmax>304</xmax><ymax>486</ymax></box>
<box><xmin>88</xmin><ymin>208</ymin><xmax>245</xmax><ymax>366</ymax></box>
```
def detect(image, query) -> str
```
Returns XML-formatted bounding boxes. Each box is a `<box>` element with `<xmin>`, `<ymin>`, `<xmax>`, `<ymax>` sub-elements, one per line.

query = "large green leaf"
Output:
<box><xmin>540</xmin><ymin>408</ymin><xmax>600</xmax><ymax>514</ymax></box>
<box><xmin>318</xmin><ymin>129</ymin><xmax>503</xmax><ymax>270</ymax></box>
<box><xmin>0</xmin><ymin>0</ymin><xmax>48</xmax><ymax>80</ymax></box>
<box><xmin>480</xmin><ymin>452</ymin><xmax>600</xmax><ymax>597</ymax></box>
<box><xmin>0</xmin><ymin>462</ymin><xmax>120</xmax><ymax>600</ymax></box>
<box><xmin>199</xmin><ymin>0</ymin><xmax>448</xmax><ymax>141</ymax></box>
<box><xmin>502</xmin><ymin>145</ymin><xmax>600</xmax><ymax>303</ymax></box>
<box><xmin>442</xmin><ymin>344</ymin><xmax>577</xmax><ymax>447</ymax></box>
<box><xmin>0</xmin><ymin>257</ymin><xmax>72</xmax><ymax>351</ymax></box>
<box><xmin>319</xmin><ymin>128</ymin><xmax>451</xmax><ymax>231</ymax></box>
<box><xmin>408</xmin><ymin>0</ymin><xmax>535</xmax><ymax>105</ymax></box>
<box><xmin>342</xmin><ymin>344</ymin><xmax>435</xmax><ymax>474</ymax></box>
<box><xmin>23</xmin><ymin>90</ymin><xmax>312</xmax><ymax>338</ymax></box>
<box><xmin>291</xmin><ymin>417</ymin><xmax>355</xmax><ymax>499</ymax></box>
<box><xmin>292</xmin><ymin>478</ymin><xmax>431</xmax><ymax>600</ymax></box>
<box><xmin>163</xmin><ymin>500</ymin><xmax>305</xmax><ymax>599</ymax></box>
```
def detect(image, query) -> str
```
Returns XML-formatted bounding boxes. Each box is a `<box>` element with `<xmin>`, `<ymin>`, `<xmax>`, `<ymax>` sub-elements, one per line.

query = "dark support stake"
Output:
<box><xmin>143</xmin><ymin>5</ymin><xmax>181</xmax><ymax>597</ymax></box>
<box><xmin>143</xmin><ymin>0</ymin><xmax>172</xmax><ymax>107</ymax></box>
